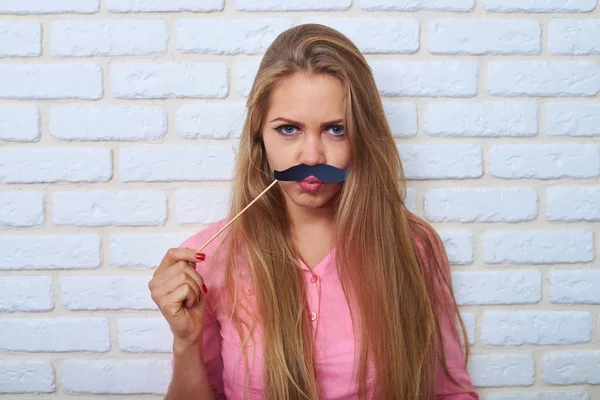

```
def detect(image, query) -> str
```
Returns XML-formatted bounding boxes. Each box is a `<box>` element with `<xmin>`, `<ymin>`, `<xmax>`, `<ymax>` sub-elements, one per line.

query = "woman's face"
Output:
<box><xmin>262</xmin><ymin>72</ymin><xmax>351</xmax><ymax>210</ymax></box>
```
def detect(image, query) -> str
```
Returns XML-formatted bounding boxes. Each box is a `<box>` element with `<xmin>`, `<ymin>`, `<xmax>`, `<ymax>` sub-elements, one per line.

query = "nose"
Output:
<box><xmin>299</xmin><ymin>133</ymin><xmax>325</xmax><ymax>166</ymax></box>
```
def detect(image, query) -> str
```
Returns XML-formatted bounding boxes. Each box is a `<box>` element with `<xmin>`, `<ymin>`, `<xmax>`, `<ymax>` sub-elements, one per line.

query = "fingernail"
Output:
<box><xmin>196</xmin><ymin>252</ymin><xmax>205</xmax><ymax>261</ymax></box>
<box><xmin>202</xmin><ymin>284</ymin><xmax>208</xmax><ymax>294</ymax></box>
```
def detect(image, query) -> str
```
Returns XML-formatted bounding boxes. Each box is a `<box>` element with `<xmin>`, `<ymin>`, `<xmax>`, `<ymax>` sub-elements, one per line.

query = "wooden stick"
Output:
<box><xmin>197</xmin><ymin>179</ymin><xmax>279</xmax><ymax>253</ymax></box>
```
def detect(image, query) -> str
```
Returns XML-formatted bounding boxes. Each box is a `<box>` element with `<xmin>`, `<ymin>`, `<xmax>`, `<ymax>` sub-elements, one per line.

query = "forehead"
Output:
<box><xmin>265</xmin><ymin>73</ymin><xmax>346</xmax><ymax>122</ymax></box>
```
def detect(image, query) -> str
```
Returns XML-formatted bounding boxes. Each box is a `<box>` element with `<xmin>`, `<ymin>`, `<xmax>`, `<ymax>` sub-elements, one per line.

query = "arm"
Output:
<box><xmin>165</xmin><ymin>240</ymin><xmax>226</xmax><ymax>400</ymax></box>
<box><xmin>167</xmin><ymin>339</ymin><xmax>217</xmax><ymax>400</ymax></box>
<box><xmin>414</xmin><ymin>227</ymin><xmax>479</xmax><ymax>400</ymax></box>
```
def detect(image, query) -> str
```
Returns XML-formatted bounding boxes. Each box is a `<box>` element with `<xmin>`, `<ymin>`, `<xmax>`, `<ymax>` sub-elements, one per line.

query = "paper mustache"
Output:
<box><xmin>196</xmin><ymin>164</ymin><xmax>346</xmax><ymax>253</ymax></box>
<box><xmin>274</xmin><ymin>163</ymin><xmax>347</xmax><ymax>183</ymax></box>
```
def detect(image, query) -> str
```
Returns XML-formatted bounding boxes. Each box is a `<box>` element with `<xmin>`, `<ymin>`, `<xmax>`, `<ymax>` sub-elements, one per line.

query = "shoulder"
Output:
<box><xmin>178</xmin><ymin>219</ymin><xmax>230</xmax><ymax>253</ymax></box>
<box><xmin>408</xmin><ymin>213</ymin><xmax>448</xmax><ymax>270</ymax></box>
<box><xmin>177</xmin><ymin>219</ymin><xmax>233</xmax><ymax>290</ymax></box>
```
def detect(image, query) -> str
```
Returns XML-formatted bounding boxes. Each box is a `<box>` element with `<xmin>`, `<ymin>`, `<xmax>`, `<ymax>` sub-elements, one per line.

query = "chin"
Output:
<box><xmin>282</xmin><ymin>182</ymin><xmax>341</xmax><ymax>209</ymax></box>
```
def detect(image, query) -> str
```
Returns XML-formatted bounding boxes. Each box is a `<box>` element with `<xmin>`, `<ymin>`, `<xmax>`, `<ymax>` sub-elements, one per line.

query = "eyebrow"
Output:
<box><xmin>269</xmin><ymin>117</ymin><xmax>344</xmax><ymax>128</ymax></box>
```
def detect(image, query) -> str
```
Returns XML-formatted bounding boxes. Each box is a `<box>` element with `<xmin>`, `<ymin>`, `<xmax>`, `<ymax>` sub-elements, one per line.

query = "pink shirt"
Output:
<box><xmin>178</xmin><ymin>220</ymin><xmax>479</xmax><ymax>399</ymax></box>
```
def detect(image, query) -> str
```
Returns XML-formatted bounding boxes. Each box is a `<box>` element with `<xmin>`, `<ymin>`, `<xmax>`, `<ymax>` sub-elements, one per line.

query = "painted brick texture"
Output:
<box><xmin>0</xmin><ymin>1</ymin><xmax>598</xmax><ymax>398</ymax></box>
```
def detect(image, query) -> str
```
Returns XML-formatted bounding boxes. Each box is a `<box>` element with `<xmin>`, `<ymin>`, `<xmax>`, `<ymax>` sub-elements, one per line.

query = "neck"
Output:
<box><xmin>285</xmin><ymin>198</ymin><xmax>336</xmax><ymax>239</ymax></box>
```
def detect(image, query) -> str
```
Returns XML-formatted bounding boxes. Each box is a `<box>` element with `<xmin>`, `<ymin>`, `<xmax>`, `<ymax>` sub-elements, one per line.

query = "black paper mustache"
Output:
<box><xmin>274</xmin><ymin>164</ymin><xmax>347</xmax><ymax>183</ymax></box>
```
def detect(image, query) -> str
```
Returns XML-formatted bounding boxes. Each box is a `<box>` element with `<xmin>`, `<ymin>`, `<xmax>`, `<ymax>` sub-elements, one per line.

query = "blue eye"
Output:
<box><xmin>277</xmin><ymin>125</ymin><xmax>298</xmax><ymax>136</ymax></box>
<box><xmin>328</xmin><ymin>125</ymin><xmax>345</xmax><ymax>136</ymax></box>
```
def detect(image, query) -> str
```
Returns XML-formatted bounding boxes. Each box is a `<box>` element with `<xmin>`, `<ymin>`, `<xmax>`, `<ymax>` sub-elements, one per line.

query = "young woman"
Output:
<box><xmin>150</xmin><ymin>24</ymin><xmax>478</xmax><ymax>400</ymax></box>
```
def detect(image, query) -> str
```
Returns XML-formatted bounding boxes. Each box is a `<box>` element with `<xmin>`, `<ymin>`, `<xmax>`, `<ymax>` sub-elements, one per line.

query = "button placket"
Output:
<box><xmin>307</xmin><ymin>272</ymin><xmax>321</xmax><ymax>325</ymax></box>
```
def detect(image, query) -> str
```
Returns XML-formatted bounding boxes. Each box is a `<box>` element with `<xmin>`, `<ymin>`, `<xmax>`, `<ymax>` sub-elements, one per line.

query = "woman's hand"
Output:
<box><xmin>149</xmin><ymin>248</ymin><xmax>208</xmax><ymax>346</ymax></box>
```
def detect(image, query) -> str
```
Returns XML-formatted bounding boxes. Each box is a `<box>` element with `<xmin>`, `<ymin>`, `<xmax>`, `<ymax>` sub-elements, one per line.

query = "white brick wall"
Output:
<box><xmin>0</xmin><ymin>21</ymin><xmax>41</xmax><ymax>57</ymax></box>
<box><xmin>0</xmin><ymin>276</ymin><xmax>53</xmax><ymax>311</ymax></box>
<box><xmin>481</xmin><ymin>311</ymin><xmax>593</xmax><ymax>345</ymax></box>
<box><xmin>468</xmin><ymin>354</ymin><xmax>535</xmax><ymax>387</ymax></box>
<box><xmin>0</xmin><ymin>64</ymin><xmax>103</xmax><ymax>99</ymax></box>
<box><xmin>106</xmin><ymin>0</ymin><xmax>224</xmax><ymax>13</ymax></box>
<box><xmin>0</xmin><ymin>105</ymin><xmax>40</xmax><ymax>141</ymax></box>
<box><xmin>371</xmin><ymin>60</ymin><xmax>478</xmax><ymax>97</ymax></box>
<box><xmin>424</xmin><ymin>101</ymin><xmax>538</xmax><ymax>137</ymax></box>
<box><xmin>1</xmin><ymin>1</ymin><xmax>598</xmax><ymax>398</ymax></box>
<box><xmin>0</xmin><ymin>318</ymin><xmax>110</xmax><ymax>352</ymax></box>
<box><xmin>429</xmin><ymin>19</ymin><xmax>541</xmax><ymax>55</ymax></box>
<box><xmin>51</xmin><ymin>20</ymin><xmax>169</xmax><ymax>57</ymax></box>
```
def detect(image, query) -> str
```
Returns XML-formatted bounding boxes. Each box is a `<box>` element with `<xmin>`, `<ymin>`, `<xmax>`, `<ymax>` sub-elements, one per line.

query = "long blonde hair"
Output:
<box><xmin>217</xmin><ymin>23</ymin><xmax>470</xmax><ymax>399</ymax></box>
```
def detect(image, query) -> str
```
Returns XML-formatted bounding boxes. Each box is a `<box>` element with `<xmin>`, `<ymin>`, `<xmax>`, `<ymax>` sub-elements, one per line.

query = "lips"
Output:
<box><xmin>300</xmin><ymin>175</ymin><xmax>323</xmax><ymax>184</ymax></box>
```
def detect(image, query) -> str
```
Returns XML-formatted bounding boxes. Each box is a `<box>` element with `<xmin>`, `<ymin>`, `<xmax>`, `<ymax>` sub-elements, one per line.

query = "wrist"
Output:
<box><xmin>173</xmin><ymin>337</ymin><xmax>202</xmax><ymax>356</ymax></box>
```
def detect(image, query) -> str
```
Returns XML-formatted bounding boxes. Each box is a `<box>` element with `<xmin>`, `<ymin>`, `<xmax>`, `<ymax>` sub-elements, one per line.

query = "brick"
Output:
<box><xmin>50</xmin><ymin>105</ymin><xmax>167</xmax><ymax>141</ymax></box>
<box><xmin>177</xmin><ymin>18</ymin><xmax>291</xmax><ymax>55</ymax></box>
<box><xmin>0</xmin><ymin>105</ymin><xmax>40</xmax><ymax>142</ymax></box>
<box><xmin>361</xmin><ymin>0</ymin><xmax>474</xmax><ymax>11</ymax></box>
<box><xmin>0</xmin><ymin>191</ymin><xmax>44</xmax><ymax>227</ymax></box>
<box><xmin>176</xmin><ymin>188</ymin><xmax>231</xmax><ymax>224</ymax></box>
<box><xmin>425</xmin><ymin>188</ymin><xmax>537</xmax><ymax>222</ymax></box>
<box><xmin>0</xmin><ymin>318</ymin><xmax>109</xmax><ymax>352</ymax></box>
<box><xmin>425</xmin><ymin>101</ymin><xmax>538</xmax><ymax>137</ymax></box>
<box><xmin>483</xmin><ymin>230</ymin><xmax>593</xmax><ymax>264</ymax></box>
<box><xmin>490</xmin><ymin>144</ymin><xmax>600</xmax><ymax>179</ymax></box>
<box><xmin>236</xmin><ymin>61</ymin><xmax>260</xmax><ymax>97</ymax></box>
<box><xmin>51</xmin><ymin>20</ymin><xmax>167</xmax><ymax>57</ymax></box>
<box><xmin>437</xmin><ymin>230</ymin><xmax>474</xmax><ymax>265</ymax></box>
<box><xmin>547</xmin><ymin>187</ymin><xmax>600</xmax><ymax>221</ymax></box>
<box><xmin>53</xmin><ymin>190</ymin><xmax>167</xmax><ymax>227</ymax></box>
<box><xmin>236</xmin><ymin>0</ymin><xmax>350</xmax><ymax>10</ymax></box>
<box><xmin>551</xmin><ymin>270</ymin><xmax>600</xmax><ymax>304</ymax></box>
<box><xmin>107</xmin><ymin>0</ymin><xmax>223</xmax><ymax>12</ymax></box>
<box><xmin>547</xmin><ymin>103</ymin><xmax>600</xmax><ymax>137</ymax></box>
<box><xmin>544</xmin><ymin>351</ymin><xmax>600</xmax><ymax>384</ymax></box>
<box><xmin>61</xmin><ymin>276</ymin><xmax>156</xmax><ymax>310</ymax></box>
<box><xmin>486</xmin><ymin>393</ymin><xmax>590</xmax><ymax>400</ymax></box>
<box><xmin>0</xmin><ymin>361</ymin><xmax>54</xmax><ymax>393</ymax></box>
<box><xmin>0</xmin><ymin>22</ymin><xmax>41</xmax><ymax>57</ymax></box>
<box><xmin>0</xmin><ymin>235</ymin><xmax>100</xmax><ymax>270</ymax></box>
<box><xmin>429</xmin><ymin>19</ymin><xmax>540</xmax><ymax>55</ymax></box>
<box><xmin>111</xmin><ymin>62</ymin><xmax>228</xmax><ymax>99</ymax></box>
<box><xmin>452</xmin><ymin>271</ymin><xmax>541</xmax><ymax>305</ymax></box>
<box><xmin>469</xmin><ymin>354</ymin><xmax>535</xmax><ymax>387</ymax></box>
<box><xmin>300</xmin><ymin>18</ymin><xmax>419</xmax><ymax>54</ymax></box>
<box><xmin>109</xmin><ymin>232</ymin><xmax>194</xmax><ymax>268</ymax></box>
<box><xmin>371</xmin><ymin>60</ymin><xmax>478</xmax><ymax>97</ymax></box>
<box><xmin>0</xmin><ymin>64</ymin><xmax>102</xmax><ymax>99</ymax></box>
<box><xmin>62</xmin><ymin>360</ymin><xmax>170</xmax><ymax>394</ymax></box>
<box><xmin>405</xmin><ymin>188</ymin><xmax>417</xmax><ymax>213</ymax></box>
<box><xmin>481</xmin><ymin>311</ymin><xmax>593</xmax><ymax>345</ymax></box>
<box><xmin>549</xmin><ymin>19</ymin><xmax>600</xmax><ymax>55</ymax></box>
<box><xmin>488</xmin><ymin>61</ymin><xmax>600</xmax><ymax>97</ymax></box>
<box><xmin>119</xmin><ymin>146</ymin><xmax>235</xmax><ymax>182</ymax></box>
<box><xmin>485</xmin><ymin>0</ymin><xmax>597</xmax><ymax>12</ymax></box>
<box><xmin>176</xmin><ymin>104</ymin><xmax>246</xmax><ymax>139</ymax></box>
<box><xmin>0</xmin><ymin>0</ymin><xmax>99</xmax><ymax>14</ymax></box>
<box><xmin>460</xmin><ymin>312</ymin><xmax>476</xmax><ymax>345</ymax></box>
<box><xmin>397</xmin><ymin>144</ymin><xmax>482</xmax><ymax>179</ymax></box>
<box><xmin>0</xmin><ymin>148</ymin><xmax>111</xmax><ymax>183</ymax></box>
<box><xmin>0</xmin><ymin>276</ymin><xmax>53</xmax><ymax>312</ymax></box>
<box><xmin>118</xmin><ymin>318</ymin><xmax>172</xmax><ymax>352</ymax></box>
<box><xmin>383</xmin><ymin>101</ymin><xmax>418</xmax><ymax>137</ymax></box>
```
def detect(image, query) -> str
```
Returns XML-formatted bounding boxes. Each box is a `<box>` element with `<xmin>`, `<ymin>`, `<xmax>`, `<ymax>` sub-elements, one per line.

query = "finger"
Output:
<box><xmin>156</xmin><ymin>272</ymin><xmax>201</xmax><ymax>307</ymax></box>
<box><xmin>155</xmin><ymin>247</ymin><xmax>206</xmax><ymax>277</ymax></box>
<box><xmin>151</xmin><ymin>260</ymin><xmax>205</xmax><ymax>293</ymax></box>
<box><xmin>163</xmin><ymin>283</ymin><xmax>198</xmax><ymax>314</ymax></box>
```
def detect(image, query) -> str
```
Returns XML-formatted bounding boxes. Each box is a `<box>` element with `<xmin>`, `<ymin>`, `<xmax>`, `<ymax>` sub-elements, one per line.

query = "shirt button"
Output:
<box><xmin>310</xmin><ymin>312</ymin><xmax>317</xmax><ymax>321</ymax></box>
<box><xmin>310</xmin><ymin>275</ymin><xmax>318</xmax><ymax>283</ymax></box>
